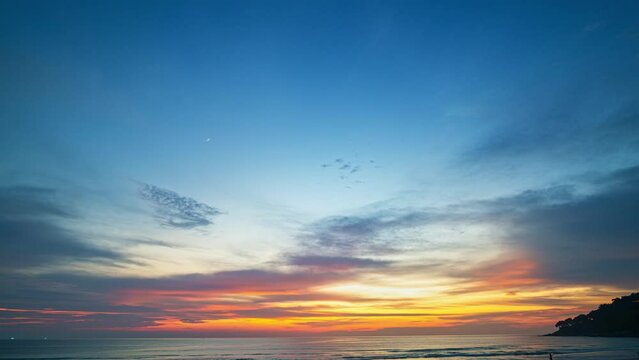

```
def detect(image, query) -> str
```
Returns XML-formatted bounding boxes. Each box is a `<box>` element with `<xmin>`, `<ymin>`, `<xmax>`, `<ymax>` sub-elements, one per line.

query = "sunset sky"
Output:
<box><xmin>1</xmin><ymin>0</ymin><xmax>639</xmax><ymax>337</ymax></box>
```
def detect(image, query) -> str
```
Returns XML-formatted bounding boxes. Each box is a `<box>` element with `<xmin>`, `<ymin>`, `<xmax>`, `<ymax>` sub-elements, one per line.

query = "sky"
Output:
<box><xmin>1</xmin><ymin>0</ymin><xmax>639</xmax><ymax>337</ymax></box>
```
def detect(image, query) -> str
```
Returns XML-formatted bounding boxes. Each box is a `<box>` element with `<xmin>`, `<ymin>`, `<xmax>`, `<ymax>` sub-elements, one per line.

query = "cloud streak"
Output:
<box><xmin>0</xmin><ymin>186</ymin><xmax>123</xmax><ymax>270</ymax></box>
<box><xmin>300</xmin><ymin>163</ymin><xmax>639</xmax><ymax>289</ymax></box>
<box><xmin>466</xmin><ymin>101</ymin><xmax>639</xmax><ymax>165</ymax></box>
<box><xmin>301</xmin><ymin>210</ymin><xmax>432</xmax><ymax>254</ymax></box>
<box><xmin>288</xmin><ymin>255</ymin><xmax>391</xmax><ymax>270</ymax></box>
<box><xmin>509</xmin><ymin>165</ymin><xmax>639</xmax><ymax>287</ymax></box>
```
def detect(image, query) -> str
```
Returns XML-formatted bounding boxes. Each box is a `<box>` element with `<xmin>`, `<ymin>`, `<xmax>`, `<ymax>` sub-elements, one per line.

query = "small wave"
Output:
<box><xmin>343</xmin><ymin>349</ymin><xmax>556</xmax><ymax>359</ymax></box>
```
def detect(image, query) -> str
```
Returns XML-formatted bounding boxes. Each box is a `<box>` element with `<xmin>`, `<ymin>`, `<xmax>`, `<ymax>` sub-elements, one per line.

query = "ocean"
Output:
<box><xmin>2</xmin><ymin>335</ymin><xmax>639</xmax><ymax>359</ymax></box>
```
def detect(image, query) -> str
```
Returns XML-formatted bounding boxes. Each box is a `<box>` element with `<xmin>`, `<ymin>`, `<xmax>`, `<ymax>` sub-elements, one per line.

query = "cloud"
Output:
<box><xmin>139</xmin><ymin>183</ymin><xmax>222</xmax><ymax>229</ymax></box>
<box><xmin>431</xmin><ymin>164</ymin><xmax>639</xmax><ymax>289</ymax></box>
<box><xmin>0</xmin><ymin>186</ymin><xmax>72</xmax><ymax>218</ymax></box>
<box><xmin>478</xmin><ymin>185</ymin><xmax>576</xmax><ymax>211</ymax></box>
<box><xmin>583</xmin><ymin>21</ymin><xmax>603</xmax><ymax>32</ymax></box>
<box><xmin>21</xmin><ymin>268</ymin><xmax>346</xmax><ymax>299</ymax></box>
<box><xmin>442</xmin><ymin>256</ymin><xmax>543</xmax><ymax>295</ymax></box>
<box><xmin>507</xmin><ymin>165</ymin><xmax>639</xmax><ymax>287</ymax></box>
<box><xmin>0</xmin><ymin>267</ymin><xmax>355</xmax><ymax>335</ymax></box>
<box><xmin>230</xmin><ymin>307</ymin><xmax>428</xmax><ymax>319</ymax></box>
<box><xmin>0</xmin><ymin>271</ymin><xmax>163</xmax><ymax>319</ymax></box>
<box><xmin>303</xmin><ymin>163</ymin><xmax>639</xmax><ymax>289</ymax></box>
<box><xmin>0</xmin><ymin>307</ymin><xmax>161</xmax><ymax>331</ymax></box>
<box><xmin>124</xmin><ymin>237</ymin><xmax>177</xmax><ymax>248</ymax></box>
<box><xmin>0</xmin><ymin>186</ymin><xmax>123</xmax><ymax>270</ymax></box>
<box><xmin>3</xmin><ymin>167</ymin><xmax>638</xmax><ymax>336</ymax></box>
<box><xmin>288</xmin><ymin>255</ymin><xmax>391</xmax><ymax>270</ymax></box>
<box><xmin>124</xmin><ymin>269</ymin><xmax>343</xmax><ymax>293</ymax></box>
<box><xmin>301</xmin><ymin>210</ymin><xmax>432</xmax><ymax>254</ymax></box>
<box><xmin>466</xmin><ymin>102</ymin><xmax>639</xmax><ymax>164</ymax></box>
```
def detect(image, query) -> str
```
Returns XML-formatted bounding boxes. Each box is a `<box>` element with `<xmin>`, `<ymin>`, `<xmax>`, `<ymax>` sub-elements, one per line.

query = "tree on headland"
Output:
<box><xmin>549</xmin><ymin>292</ymin><xmax>639</xmax><ymax>337</ymax></box>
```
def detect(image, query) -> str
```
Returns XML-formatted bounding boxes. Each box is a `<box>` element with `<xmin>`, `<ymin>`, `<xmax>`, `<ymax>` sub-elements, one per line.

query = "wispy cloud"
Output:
<box><xmin>2</xmin><ymin>171</ymin><xmax>637</xmax><ymax>336</ymax></box>
<box><xmin>0</xmin><ymin>267</ymin><xmax>355</xmax><ymax>334</ymax></box>
<box><xmin>288</xmin><ymin>255</ymin><xmax>391</xmax><ymax>270</ymax></box>
<box><xmin>124</xmin><ymin>237</ymin><xmax>177</xmax><ymax>248</ymax></box>
<box><xmin>420</xmin><ymin>164</ymin><xmax>639</xmax><ymax>289</ymax></box>
<box><xmin>300</xmin><ymin>210</ymin><xmax>432</xmax><ymax>254</ymax></box>
<box><xmin>303</xmin><ymin>162</ymin><xmax>639</xmax><ymax>288</ymax></box>
<box><xmin>139</xmin><ymin>183</ymin><xmax>222</xmax><ymax>229</ymax></box>
<box><xmin>507</xmin><ymin>165</ymin><xmax>639</xmax><ymax>287</ymax></box>
<box><xmin>0</xmin><ymin>186</ymin><xmax>123</xmax><ymax>270</ymax></box>
<box><xmin>465</xmin><ymin>102</ymin><xmax>639</xmax><ymax>165</ymax></box>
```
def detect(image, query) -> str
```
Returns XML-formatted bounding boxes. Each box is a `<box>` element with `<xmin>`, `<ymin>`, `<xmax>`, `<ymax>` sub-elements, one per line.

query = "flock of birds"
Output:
<box><xmin>203</xmin><ymin>138</ymin><xmax>376</xmax><ymax>190</ymax></box>
<box><xmin>320</xmin><ymin>157</ymin><xmax>378</xmax><ymax>189</ymax></box>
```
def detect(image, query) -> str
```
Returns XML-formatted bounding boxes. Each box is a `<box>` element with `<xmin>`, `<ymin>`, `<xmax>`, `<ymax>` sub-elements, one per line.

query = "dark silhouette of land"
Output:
<box><xmin>548</xmin><ymin>292</ymin><xmax>639</xmax><ymax>337</ymax></box>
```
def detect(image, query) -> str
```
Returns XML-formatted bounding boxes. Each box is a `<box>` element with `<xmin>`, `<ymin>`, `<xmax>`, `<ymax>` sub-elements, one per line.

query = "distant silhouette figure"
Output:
<box><xmin>549</xmin><ymin>353</ymin><xmax>553</xmax><ymax>360</ymax></box>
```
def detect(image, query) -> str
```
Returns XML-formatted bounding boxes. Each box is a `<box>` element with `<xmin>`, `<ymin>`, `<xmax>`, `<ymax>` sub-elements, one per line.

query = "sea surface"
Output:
<box><xmin>2</xmin><ymin>335</ymin><xmax>639</xmax><ymax>360</ymax></box>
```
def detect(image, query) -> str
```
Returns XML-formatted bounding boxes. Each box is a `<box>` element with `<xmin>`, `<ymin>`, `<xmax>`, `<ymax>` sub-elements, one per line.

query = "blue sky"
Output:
<box><xmin>1</xmin><ymin>0</ymin><xmax>639</xmax><ymax>336</ymax></box>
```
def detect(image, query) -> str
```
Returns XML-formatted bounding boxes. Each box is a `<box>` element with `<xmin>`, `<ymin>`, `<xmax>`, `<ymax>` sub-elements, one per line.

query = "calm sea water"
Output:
<box><xmin>1</xmin><ymin>335</ymin><xmax>639</xmax><ymax>360</ymax></box>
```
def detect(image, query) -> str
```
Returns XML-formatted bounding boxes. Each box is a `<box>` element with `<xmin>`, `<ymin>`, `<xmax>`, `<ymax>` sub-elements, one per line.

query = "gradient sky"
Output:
<box><xmin>1</xmin><ymin>0</ymin><xmax>639</xmax><ymax>337</ymax></box>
